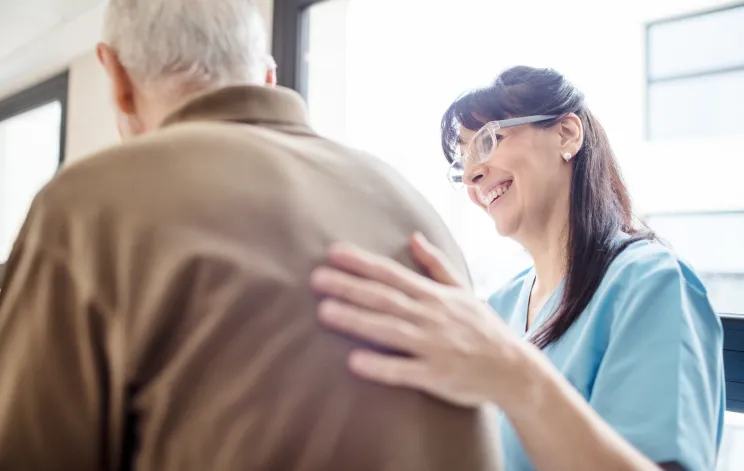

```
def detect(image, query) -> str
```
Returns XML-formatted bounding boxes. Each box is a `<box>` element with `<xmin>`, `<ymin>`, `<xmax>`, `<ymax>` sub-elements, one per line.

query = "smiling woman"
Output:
<box><xmin>441</xmin><ymin>66</ymin><xmax>654</xmax><ymax>348</ymax></box>
<box><xmin>312</xmin><ymin>66</ymin><xmax>725</xmax><ymax>471</ymax></box>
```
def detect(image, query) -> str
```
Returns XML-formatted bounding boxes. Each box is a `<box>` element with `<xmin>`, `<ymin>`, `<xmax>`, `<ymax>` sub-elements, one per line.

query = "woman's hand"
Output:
<box><xmin>310</xmin><ymin>233</ymin><xmax>528</xmax><ymax>408</ymax></box>
<box><xmin>311</xmin><ymin>234</ymin><xmax>671</xmax><ymax>471</ymax></box>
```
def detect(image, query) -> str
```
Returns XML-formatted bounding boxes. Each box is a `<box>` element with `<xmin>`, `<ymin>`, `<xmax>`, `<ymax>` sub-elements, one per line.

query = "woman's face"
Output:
<box><xmin>460</xmin><ymin>118</ymin><xmax>579</xmax><ymax>240</ymax></box>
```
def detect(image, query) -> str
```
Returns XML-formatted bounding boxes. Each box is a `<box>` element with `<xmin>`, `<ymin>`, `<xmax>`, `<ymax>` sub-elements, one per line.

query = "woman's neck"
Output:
<box><xmin>530</xmin><ymin>239</ymin><xmax>566</xmax><ymax>299</ymax></box>
<box><xmin>520</xmin><ymin>213</ymin><xmax>569</xmax><ymax>299</ymax></box>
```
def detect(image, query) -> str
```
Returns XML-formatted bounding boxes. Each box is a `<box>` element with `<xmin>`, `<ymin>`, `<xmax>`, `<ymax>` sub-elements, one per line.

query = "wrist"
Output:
<box><xmin>494</xmin><ymin>341</ymin><xmax>559</xmax><ymax>422</ymax></box>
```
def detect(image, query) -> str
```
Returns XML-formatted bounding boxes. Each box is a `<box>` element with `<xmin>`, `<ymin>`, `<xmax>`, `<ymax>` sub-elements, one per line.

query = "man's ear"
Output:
<box><xmin>265</xmin><ymin>67</ymin><xmax>277</xmax><ymax>87</ymax></box>
<box><xmin>96</xmin><ymin>43</ymin><xmax>137</xmax><ymax>115</ymax></box>
<box><xmin>557</xmin><ymin>113</ymin><xmax>583</xmax><ymax>156</ymax></box>
<box><xmin>264</xmin><ymin>55</ymin><xmax>277</xmax><ymax>87</ymax></box>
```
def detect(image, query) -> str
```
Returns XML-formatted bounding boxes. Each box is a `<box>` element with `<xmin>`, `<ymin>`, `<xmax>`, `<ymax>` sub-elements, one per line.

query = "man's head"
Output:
<box><xmin>97</xmin><ymin>0</ymin><xmax>276</xmax><ymax>140</ymax></box>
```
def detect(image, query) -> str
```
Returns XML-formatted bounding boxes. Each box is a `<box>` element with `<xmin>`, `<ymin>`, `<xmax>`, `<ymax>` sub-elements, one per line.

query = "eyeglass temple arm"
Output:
<box><xmin>497</xmin><ymin>115</ymin><xmax>558</xmax><ymax>128</ymax></box>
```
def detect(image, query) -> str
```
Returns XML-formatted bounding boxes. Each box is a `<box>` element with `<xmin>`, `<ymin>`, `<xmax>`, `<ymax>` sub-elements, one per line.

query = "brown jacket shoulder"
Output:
<box><xmin>0</xmin><ymin>86</ymin><xmax>500</xmax><ymax>471</ymax></box>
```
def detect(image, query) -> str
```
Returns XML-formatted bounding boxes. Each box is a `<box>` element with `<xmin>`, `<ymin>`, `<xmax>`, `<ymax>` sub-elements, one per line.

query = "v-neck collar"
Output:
<box><xmin>515</xmin><ymin>269</ymin><xmax>564</xmax><ymax>338</ymax></box>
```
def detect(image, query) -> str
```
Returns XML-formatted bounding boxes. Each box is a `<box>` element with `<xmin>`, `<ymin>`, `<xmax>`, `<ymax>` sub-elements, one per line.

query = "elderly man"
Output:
<box><xmin>0</xmin><ymin>1</ymin><xmax>500</xmax><ymax>470</ymax></box>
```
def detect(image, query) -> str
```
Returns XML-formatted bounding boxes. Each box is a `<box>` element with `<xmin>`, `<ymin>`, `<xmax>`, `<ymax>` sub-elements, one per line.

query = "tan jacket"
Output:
<box><xmin>0</xmin><ymin>86</ymin><xmax>500</xmax><ymax>471</ymax></box>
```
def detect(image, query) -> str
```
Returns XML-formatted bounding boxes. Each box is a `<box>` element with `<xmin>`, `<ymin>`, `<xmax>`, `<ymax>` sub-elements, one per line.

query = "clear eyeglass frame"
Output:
<box><xmin>447</xmin><ymin>114</ymin><xmax>557</xmax><ymax>189</ymax></box>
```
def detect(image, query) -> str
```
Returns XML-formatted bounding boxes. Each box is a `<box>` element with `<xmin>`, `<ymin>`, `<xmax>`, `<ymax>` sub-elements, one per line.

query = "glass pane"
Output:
<box><xmin>648</xmin><ymin>69</ymin><xmax>744</xmax><ymax>140</ymax></box>
<box><xmin>648</xmin><ymin>5</ymin><xmax>744</xmax><ymax>80</ymax></box>
<box><xmin>643</xmin><ymin>212</ymin><xmax>744</xmax><ymax>316</ymax></box>
<box><xmin>303</xmin><ymin>0</ymin><xmax>350</xmax><ymax>144</ymax></box>
<box><xmin>303</xmin><ymin>0</ymin><xmax>533</xmax><ymax>297</ymax></box>
<box><xmin>302</xmin><ymin>0</ymin><xmax>744</xmax><ymax>295</ymax></box>
<box><xmin>0</xmin><ymin>101</ymin><xmax>62</xmax><ymax>262</ymax></box>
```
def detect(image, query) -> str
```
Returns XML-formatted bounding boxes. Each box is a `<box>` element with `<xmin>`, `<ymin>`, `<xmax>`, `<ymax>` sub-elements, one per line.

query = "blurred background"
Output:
<box><xmin>0</xmin><ymin>0</ymin><xmax>741</xmax><ymax>468</ymax></box>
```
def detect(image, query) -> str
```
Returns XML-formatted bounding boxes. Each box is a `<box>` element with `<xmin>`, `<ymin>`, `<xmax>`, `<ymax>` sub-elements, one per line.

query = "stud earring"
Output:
<box><xmin>562</xmin><ymin>152</ymin><xmax>572</xmax><ymax>161</ymax></box>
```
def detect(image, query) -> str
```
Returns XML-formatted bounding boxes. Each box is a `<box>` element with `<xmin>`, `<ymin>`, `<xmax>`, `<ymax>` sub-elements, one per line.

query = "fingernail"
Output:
<box><xmin>349</xmin><ymin>350</ymin><xmax>367</xmax><ymax>370</ymax></box>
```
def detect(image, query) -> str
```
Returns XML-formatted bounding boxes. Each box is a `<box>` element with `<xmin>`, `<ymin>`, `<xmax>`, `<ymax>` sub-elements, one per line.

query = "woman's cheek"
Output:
<box><xmin>467</xmin><ymin>188</ymin><xmax>485</xmax><ymax>210</ymax></box>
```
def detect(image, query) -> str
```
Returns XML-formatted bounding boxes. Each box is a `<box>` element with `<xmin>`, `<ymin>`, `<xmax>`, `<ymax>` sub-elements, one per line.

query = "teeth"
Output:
<box><xmin>480</xmin><ymin>182</ymin><xmax>512</xmax><ymax>205</ymax></box>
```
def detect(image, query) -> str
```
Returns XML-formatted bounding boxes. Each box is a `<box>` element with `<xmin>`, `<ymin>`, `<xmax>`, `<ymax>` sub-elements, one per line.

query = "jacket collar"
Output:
<box><xmin>161</xmin><ymin>85</ymin><xmax>313</xmax><ymax>132</ymax></box>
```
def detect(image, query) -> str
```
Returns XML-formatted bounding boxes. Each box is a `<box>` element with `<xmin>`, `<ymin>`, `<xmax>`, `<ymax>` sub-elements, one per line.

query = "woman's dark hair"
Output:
<box><xmin>441</xmin><ymin>66</ymin><xmax>656</xmax><ymax>349</ymax></box>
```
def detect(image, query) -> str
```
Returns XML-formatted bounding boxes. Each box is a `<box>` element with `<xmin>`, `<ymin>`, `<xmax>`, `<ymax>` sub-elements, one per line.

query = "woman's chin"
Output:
<box><xmin>492</xmin><ymin>215</ymin><xmax>518</xmax><ymax>238</ymax></box>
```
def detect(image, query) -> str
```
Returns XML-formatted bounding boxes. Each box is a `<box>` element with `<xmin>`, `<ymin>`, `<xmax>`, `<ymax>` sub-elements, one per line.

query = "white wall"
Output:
<box><xmin>256</xmin><ymin>0</ymin><xmax>274</xmax><ymax>41</ymax></box>
<box><xmin>0</xmin><ymin>2</ymin><xmax>106</xmax><ymax>101</ymax></box>
<box><xmin>65</xmin><ymin>50</ymin><xmax>118</xmax><ymax>162</ymax></box>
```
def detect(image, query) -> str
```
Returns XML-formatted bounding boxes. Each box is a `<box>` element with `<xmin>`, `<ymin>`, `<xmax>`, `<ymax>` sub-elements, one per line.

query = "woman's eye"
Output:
<box><xmin>494</xmin><ymin>134</ymin><xmax>505</xmax><ymax>142</ymax></box>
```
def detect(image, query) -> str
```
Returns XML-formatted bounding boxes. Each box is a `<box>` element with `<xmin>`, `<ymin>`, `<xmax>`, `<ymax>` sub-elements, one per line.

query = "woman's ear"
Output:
<box><xmin>557</xmin><ymin>113</ymin><xmax>583</xmax><ymax>158</ymax></box>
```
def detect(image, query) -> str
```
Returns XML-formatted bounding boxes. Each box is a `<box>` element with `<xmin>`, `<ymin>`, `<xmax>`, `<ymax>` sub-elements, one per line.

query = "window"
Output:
<box><xmin>0</xmin><ymin>72</ymin><xmax>68</xmax><ymax>274</ymax></box>
<box><xmin>646</xmin><ymin>4</ymin><xmax>744</xmax><ymax>140</ymax></box>
<box><xmin>645</xmin><ymin>5</ymin><xmax>744</xmax><ymax>470</ymax></box>
<box><xmin>276</xmin><ymin>0</ymin><xmax>534</xmax><ymax>297</ymax></box>
<box><xmin>274</xmin><ymin>1</ymin><xmax>744</xmax><ymax>467</ymax></box>
<box><xmin>721</xmin><ymin>316</ymin><xmax>744</xmax><ymax>470</ymax></box>
<box><xmin>643</xmin><ymin>211</ymin><xmax>744</xmax><ymax>316</ymax></box>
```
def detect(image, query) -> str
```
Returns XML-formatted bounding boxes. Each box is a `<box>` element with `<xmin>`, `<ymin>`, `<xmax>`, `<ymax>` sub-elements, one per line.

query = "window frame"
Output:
<box><xmin>636</xmin><ymin>209</ymin><xmax>744</xmax><ymax>412</ymax></box>
<box><xmin>0</xmin><ymin>71</ymin><xmax>69</xmax><ymax>283</ymax></box>
<box><xmin>723</xmin><ymin>315</ymin><xmax>744</xmax><ymax>413</ymax></box>
<box><xmin>272</xmin><ymin>0</ymin><xmax>330</xmax><ymax>95</ymax></box>
<box><xmin>644</xmin><ymin>2</ymin><xmax>744</xmax><ymax>139</ymax></box>
<box><xmin>642</xmin><ymin>209</ymin><xmax>744</xmax><ymax>306</ymax></box>
<box><xmin>0</xmin><ymin>72</ymin><xmax>69</xmax><ymax>164</ymax></box>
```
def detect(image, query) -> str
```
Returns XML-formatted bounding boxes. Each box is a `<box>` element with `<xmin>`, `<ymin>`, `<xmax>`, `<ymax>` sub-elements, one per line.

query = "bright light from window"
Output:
<box><xmin>304</xmin><ymin>0</ymin><xmax>744</xmax><ymax>292</ymax></box>
<box><xmin>0</xmin><ymin>101</ymin><xmax>62</xmax><ymax>262</ymax></box>
<box><xmin>302</xmin><ymin>1</ymin><xmax>744</xmax><ymax>467</ymax></box>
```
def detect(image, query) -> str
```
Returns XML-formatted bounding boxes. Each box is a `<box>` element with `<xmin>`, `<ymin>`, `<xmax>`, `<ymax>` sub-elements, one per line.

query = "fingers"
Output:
<box><xmin>318</xmin><ymin>299</ymin><xmax>428</xmax><ymax>355</ymax></box>
<box><xmin>348</xmin><ymin>349</ymin><xmax>429</xmax><ymax>388</ymax></box>
<box><xmin>410</xmin><ymin>233</ymin><xmax>468</xmax><ymax>288</ymax></box>
<box><xmin>311</xmin><ymin>267</ymin><xmax>432</xmax><ymax>324</ymax></box>
<box><xmin>325</xmin><ymin>243</ymin><xmax>434</xmax><ymax>300</ymax></box>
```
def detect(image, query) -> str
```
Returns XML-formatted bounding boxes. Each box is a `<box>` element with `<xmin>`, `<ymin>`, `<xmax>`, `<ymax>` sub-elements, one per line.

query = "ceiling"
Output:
<box><xmin>0</xmin><ymin>0</ymin><xmax>105</xmax><ymax>98</ymax></box>
<box><xmin>0</xmin><ymin>0</ymin><xmax>276</xmax><ymax>101</ymax></box>
<box><xmin>0</xmin><ymin>0</ymin><xmax>101</xmax><ymax>60</ymax></box>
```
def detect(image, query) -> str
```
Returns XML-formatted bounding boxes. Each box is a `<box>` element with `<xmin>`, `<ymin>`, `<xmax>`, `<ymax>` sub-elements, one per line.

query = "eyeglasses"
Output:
<box><xmin>447</xmin><ymin>114</ymin><xmax>557</xmax><ymax>189</ymax></box>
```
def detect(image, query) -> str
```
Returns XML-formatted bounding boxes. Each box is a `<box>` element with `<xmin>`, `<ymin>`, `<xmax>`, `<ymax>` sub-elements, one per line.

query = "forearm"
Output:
<box><xmin>499</xmin><ymin>345</ymin><xmax>661</xmax><ymax>471</ymax></box>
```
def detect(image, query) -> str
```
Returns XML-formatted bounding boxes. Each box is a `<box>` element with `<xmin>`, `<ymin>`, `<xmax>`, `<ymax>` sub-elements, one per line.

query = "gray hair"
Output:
<box><xmin>103</xmin><ymin>0</ymin><xmax>270</xmax><ymax>93</ymax></box>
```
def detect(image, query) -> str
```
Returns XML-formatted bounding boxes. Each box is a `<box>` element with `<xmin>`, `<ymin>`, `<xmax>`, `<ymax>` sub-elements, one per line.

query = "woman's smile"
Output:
<box><xmin>478</xmin><ymin>179</ymin><xmax>514</xmax><ymax>208</ymax></box>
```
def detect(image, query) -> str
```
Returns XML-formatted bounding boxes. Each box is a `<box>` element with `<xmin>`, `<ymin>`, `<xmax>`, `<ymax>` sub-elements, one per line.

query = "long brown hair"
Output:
<box><xmin>441</xmin><ymin>66</ymin><xmax>655</xmax><ymax>348</ymax></box>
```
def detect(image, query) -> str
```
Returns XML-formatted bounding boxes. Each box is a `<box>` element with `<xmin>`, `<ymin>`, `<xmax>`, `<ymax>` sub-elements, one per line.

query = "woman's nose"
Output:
<box><xmin>464</xmin><ymin>163</ymin><xmax>487</xmax><ymax>186</ymax></box>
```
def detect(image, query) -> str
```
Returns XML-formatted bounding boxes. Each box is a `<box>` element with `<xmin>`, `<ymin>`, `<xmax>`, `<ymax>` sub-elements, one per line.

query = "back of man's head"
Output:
<box><xmin>99</xmin><ymin>0</ymin><xmax>275</xmax><ymax>138</ymax></box>
<box><xmin>104</xmin><ymin>0</ymin><xmax>269</xmax><ymax>91</ymax></box>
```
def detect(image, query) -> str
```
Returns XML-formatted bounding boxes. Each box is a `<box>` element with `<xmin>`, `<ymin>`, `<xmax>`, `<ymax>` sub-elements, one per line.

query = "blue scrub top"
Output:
<box><xmin>488</xmin><ymin>238</ymin><xmax>725</xmax><ymax>471</ymax></box>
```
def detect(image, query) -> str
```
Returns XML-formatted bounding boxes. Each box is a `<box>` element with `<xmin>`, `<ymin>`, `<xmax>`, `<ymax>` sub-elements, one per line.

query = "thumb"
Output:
<box><xmin>410</xmin><ymin>232</ymin><xmax>468</xmax><ymax>288</ymax></box>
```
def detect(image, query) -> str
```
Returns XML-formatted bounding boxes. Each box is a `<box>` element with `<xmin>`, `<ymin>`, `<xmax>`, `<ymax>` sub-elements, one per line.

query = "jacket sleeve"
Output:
<box><xmin>0</xmin><ymin>211</ymin><xmax>107</xmax><ymax>471</ymax></box>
